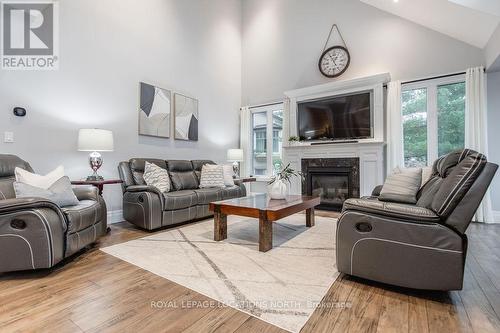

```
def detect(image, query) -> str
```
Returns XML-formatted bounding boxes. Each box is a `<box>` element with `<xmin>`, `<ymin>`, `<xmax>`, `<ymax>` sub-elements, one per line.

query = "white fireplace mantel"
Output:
<box><xmin>283</xmin><ymin>141</ymin><xmax>385</xmax><ymax>197</ymax></box>
<box><xmin>282</xmin><ymin>73</ymin><xmax>390</xmax><ymax>196</ymax></box>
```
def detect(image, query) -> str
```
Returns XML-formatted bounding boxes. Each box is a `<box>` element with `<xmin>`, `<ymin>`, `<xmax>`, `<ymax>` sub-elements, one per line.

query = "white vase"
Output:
<box><xmin>268</xmin><ymin>179</ymin><xmax>288</xmax><ymax>200</ymax></box>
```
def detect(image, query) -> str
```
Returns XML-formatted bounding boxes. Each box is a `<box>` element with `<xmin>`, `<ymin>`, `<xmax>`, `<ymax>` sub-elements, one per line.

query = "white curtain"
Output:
<box><xmin>465</xmin><ymin>66</ymin><xmax>494</xmax><ymax>223</ymax></box>
<box><xmin>386</xmin><ymin>81</ymin><xmax>404</xmax><ymax>175</ymax></box>
<box><xmin>239</xmin><ymin>106</ymin><xmax>251</xmax><ymax>176</ymax></box>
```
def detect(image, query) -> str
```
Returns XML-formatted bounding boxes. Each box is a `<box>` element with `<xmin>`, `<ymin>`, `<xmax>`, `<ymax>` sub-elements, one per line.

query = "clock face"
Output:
<box><xmin>319</xmin><ymin>46</ymin><xmax>350</xmax><ymax>78</ymax></box>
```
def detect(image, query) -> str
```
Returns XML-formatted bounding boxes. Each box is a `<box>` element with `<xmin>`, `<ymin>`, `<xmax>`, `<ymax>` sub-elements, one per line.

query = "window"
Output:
<box><xmin>402</xmin><ymin>78</ymin><xmax>465</xmax><ymax>168</ymax></box>
<box><xmin>251</xmin><ymin>104</ymin><xmax>283</xmax><ymax>176</ymax></box>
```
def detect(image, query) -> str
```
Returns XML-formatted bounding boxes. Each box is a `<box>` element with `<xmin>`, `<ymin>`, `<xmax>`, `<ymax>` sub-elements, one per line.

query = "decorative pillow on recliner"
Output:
<box><xmin>143</xmin><ymin>161</ymin><xmax>171</xmax><ymax>193</ymax></box>
<box><xmin>14</xmin><ymin>176</ymin><xmax>79</xmax><ymax>207</ymax></box>
<box><xmin>199</xmin><ymin>164</ymin><xmax>225</xmax><ymax>188</ymax></box>
<box><xmin>379</xmin><ymin>168</ymin><xmax>422</xmax><ymax>204</ymax></box>
<box><xmin>15</xmin><ymin>165</ymin><xmax>65</xmax><ymax>189</ymax></box>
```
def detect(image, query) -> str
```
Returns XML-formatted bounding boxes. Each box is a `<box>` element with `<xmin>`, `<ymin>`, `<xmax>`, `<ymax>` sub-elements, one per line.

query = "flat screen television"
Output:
<box><xmin>297</xmin><ymin>91</ymin><xmax>373</xmax><ymax>141</ymax></box>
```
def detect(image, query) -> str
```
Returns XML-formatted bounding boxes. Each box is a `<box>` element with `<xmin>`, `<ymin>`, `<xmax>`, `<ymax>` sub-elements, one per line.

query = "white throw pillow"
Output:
<box><xmin>393</xmin><ymin>166</ymin><xmax>432</xmax><ymax>188</ymax></box>
<box><xmin>15</xmin><ymin>165</ymin><xmax>65</xmax><ymax>190</ymax></box>
<box><xmin>199</xmin><ymin>164</ymin><xmax>225</xmax><ymax>188</ymax></box>
<box><xmin>14</xmin><ymin>176</ymin><xmax>79</xmax><ymax>207</ymax></box>
<box><xmin>379</xmin><ymin>167</ymin><xmax>422</xmax><ymax>204</ymax></box>
<box><xmin>143</xmin><ymin>161</ymin><xmax>171</xmax><ymax>193</ymax></box>
<box><xmin>222</xmin><ymin>164</ymin><xmax>235</xmax><ymax>186</ymax></box>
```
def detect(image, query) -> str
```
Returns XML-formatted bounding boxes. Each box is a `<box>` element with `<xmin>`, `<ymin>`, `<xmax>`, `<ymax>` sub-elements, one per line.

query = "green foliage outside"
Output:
<box><xmin>402</xmin><ymin>82</ymin><xmax>465</xmax><ymax>168</ymax></box>
<box><xmin>402</xmin><ymin>88</ymin><xmax>427</xmax><ymax>167</ymax></box>
<box><xmin>437</xmin><ymin>82</ymin><xmax>465</xmax><ymax>156</ymax></box>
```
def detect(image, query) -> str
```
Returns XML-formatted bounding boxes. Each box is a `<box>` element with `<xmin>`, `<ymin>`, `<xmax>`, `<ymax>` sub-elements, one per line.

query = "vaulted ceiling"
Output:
<box><xmin>360</xmin><ymin>0</ymin><xmax>500</xmax><ymax>49</ymax></box>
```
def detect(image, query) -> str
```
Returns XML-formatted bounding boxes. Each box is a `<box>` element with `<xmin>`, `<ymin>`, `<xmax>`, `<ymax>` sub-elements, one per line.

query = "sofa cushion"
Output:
<box><xmin>343</xmin><ymin>198</ymin><xmax>440</xmax><ymax>223</ymax></box>
<box><xmin>167</xmin><ymin>160</ymin><xmax>199</xmax><ymax>190</ymax></box>
<box><xmin>194</xmin><ymin>188</ymin><xmax>223</xmax><ymax>205</ymax></box>
<box><xmin>129</xmin><ymin>158</ymin><xmax>167</xmax><ymax>185</ymax></box>
<box><xmin>222</xmin><ymin>185</ymin><xmax>243</xmax><ymax>199</ymax></box>
<box><xmin>62</xmin><ymin>200</ymin><xmax>103</xmax><ymax>233</ymax></box>
<box><xmin>163</xmin><ymin>190</ymin><xmax>198</xmax><ymax>210</ymax></box>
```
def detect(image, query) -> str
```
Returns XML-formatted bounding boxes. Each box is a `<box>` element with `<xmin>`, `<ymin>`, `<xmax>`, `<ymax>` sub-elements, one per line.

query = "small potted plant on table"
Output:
<box><xmin>268</xmin><ymin>162</ymin><xmax>303</xmax><ymax>200</ymax></box>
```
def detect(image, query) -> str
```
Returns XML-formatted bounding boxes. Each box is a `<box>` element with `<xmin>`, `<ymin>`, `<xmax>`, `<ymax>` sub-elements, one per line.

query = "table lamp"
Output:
<box><xmin>78</xmin><ymin>129</ymin><xmax>114</xmax><ymax>181</ymax></box>
<box><xmin>227</xmin><ymin>148</ymin><xmax>244</xmax><ymax>178</ymax></box>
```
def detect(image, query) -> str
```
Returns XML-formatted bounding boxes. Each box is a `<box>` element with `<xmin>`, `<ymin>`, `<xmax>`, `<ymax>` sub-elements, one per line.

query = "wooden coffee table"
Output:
<box><xmin>209</xmin><ymin>194</ymin><xmax>320</xmax><ymax>252</ymax></box>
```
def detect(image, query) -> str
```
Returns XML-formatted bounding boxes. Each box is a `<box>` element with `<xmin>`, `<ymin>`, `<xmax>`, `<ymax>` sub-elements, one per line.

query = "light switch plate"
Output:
<box><xmin>4</xmin><ymin>131</ymin><xmax>14</xmax><ymax>143</ymax></box>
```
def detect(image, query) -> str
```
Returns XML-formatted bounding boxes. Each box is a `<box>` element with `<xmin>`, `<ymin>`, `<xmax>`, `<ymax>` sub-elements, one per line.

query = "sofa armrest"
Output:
<box><xmin>342</xmin><ymin>198</ymin><xmax>440</xmax><ymax>224</ymax></box>
<box><xmin>0</xmin><ymin>197</ymin><xmax>64</xmax><ymax>216</ymax></box>
<box><xmin>371</xmin><ymin>185</ymin><xmax>383</xmax><ymax>197</ymax></box>
<box><xmin>0</xmin><ymin>198</ymin><xmax>67</xmax><ymax>272</ymax></box>
<box><xmin>72</xmin><ymin>185</ymin><xmax>100</xmax><ymax>202</ymax></box>
<box><xmin>336</xmin><ymin>209</ymin><xmax>466</xmax><ymax>290</ymax></box>
<box><xmin>233</xmin><ymin>181</ymin><xmax>247</xmax><ymax>197</ymax></box>
<box><xmin>126</xmin><ymin>185</ymin><xmax>162</xmax><ymax>194</ymax></box>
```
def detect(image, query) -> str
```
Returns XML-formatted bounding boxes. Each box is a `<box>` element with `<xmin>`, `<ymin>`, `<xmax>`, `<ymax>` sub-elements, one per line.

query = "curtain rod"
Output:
<box><xmin>245</xmin><ymin>101</ymin><xmax>283</xmax><ymax>109</ymax></box>
<box><xmin>402</xmin><ymin>71</ymin><xmax>465</xmax><ymax>85</ymax></box>
<box><xmin>384</xmin><ymin>68</ymin><xmax>485</xmax><ymax>87</ymax></box>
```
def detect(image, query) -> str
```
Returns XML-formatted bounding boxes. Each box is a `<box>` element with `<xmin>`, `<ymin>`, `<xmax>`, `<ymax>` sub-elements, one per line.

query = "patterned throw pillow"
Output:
<box><xmin>143</xmin><ymin>161</ymin><xmax>171</xmax><ymax>193</ymax></box>
<box><xmin>199</xmin><ymin>164</ymin><xmax>225</xmax><ymax>188</ymax></box>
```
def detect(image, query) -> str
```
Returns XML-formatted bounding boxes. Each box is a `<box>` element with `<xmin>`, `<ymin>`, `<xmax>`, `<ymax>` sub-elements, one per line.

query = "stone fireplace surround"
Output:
<box><xmin>302</xmin><ymin>158</ymin><xmax>360</xmax><ymax>211</ymax></box>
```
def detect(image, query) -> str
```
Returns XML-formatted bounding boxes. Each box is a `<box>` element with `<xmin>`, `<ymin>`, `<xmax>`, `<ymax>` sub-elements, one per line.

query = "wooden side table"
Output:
<box><xmin>71</xmin><ymin>179</ymin><xmax>123</xmax><ymax>195</ymax></box>
<box><xmin>71</xmin><ymin>179</ymin><xmax>123</xmax><ymax>233</ymax></box>
<box><xmin>235</xmin><ymin>177</ymin><xmax>257</xmax><ymax>183</ymax></box>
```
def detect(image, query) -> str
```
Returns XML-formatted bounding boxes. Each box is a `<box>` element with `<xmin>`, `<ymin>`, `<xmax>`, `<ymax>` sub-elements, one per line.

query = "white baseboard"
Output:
<box><xmin>493</xmin><ymin>210</ymin><xmax>500</xmax><ymax>223</ymax></box>
<box><xmin>107</xmin><ymin>210</ymin><xmax>124</xmax><ymax>224</ymax></box>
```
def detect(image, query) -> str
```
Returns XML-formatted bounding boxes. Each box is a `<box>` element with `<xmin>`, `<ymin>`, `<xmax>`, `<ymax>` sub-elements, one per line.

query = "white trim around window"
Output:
<box><xmin>247</xmin><ymin>102</ymin><xmax>284</xmax><ymax>178</ymax></box>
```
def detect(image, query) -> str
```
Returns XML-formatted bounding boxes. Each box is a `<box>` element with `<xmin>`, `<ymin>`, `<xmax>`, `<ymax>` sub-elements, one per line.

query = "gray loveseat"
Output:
<box><xmin>0</xmin><ymin>154</ymin><xmax>107</xmax><ymax>273</ymax></box>
<box><xmin>118</xmin><ymin>159</ymin><xmax>246</xmax><ymax>230</ymax></box>
<box><xmin>336</xmin><ymin>149</ymin><xmax>498</xmax><ymax>291</ymax></box>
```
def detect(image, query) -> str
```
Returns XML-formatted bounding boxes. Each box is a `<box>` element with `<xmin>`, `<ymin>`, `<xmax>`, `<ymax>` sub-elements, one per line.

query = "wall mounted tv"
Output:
<box><xmin>297</xmin><ymin>91</ymin><xmax>373</xmax><ymax>141</ymax></box>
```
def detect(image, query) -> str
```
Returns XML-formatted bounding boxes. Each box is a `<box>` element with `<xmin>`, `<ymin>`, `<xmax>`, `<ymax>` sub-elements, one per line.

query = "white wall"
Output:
<box><xmin>241</xmin><ymin>0</ymin><xmax>485</xmax><ymax>105</ymax></box>
<box><xmin>485</xmin><ymin>24</ymin><xmax>500</xmax><ymax>71</ymax></box>
<box><xmin>488</xmin><ymin>71</ymin><xmax>500</xmax><ymax>211</ymax></box>
<box><xmin>0</xmin><ymin>0</ymin><xmax>242</xmax><ymax>219</ymax></box>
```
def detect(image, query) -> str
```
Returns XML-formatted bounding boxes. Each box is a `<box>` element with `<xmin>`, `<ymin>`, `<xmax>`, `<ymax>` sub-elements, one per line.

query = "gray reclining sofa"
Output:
<box><xmin>118</xmin><ymin>159</ymin><xmax>246</xmax><ymax>230</ymax></box>
<box><xmin>336</xmin><ymin>149</ymin><xmax>498</xmax><ymax>290</ymax></box>
<box><xmin>0</xmin><ymin>154</ymin><xmax>107</xmax><ymax>273</ymax></box>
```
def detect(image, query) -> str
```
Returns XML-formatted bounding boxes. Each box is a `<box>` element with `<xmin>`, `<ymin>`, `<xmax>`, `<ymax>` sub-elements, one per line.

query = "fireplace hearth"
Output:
<box><xmin>301</xmin><ymin>158</ymin><xmax>360</xmax><ymax>211</ymax></box>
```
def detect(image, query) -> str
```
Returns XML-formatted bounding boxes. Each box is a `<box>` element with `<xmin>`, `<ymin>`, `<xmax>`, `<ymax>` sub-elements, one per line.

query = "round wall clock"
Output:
<box><xmin>318</xmin><ymin>45</ymin><xmax>350</xmax><ymax>78</ymax></box>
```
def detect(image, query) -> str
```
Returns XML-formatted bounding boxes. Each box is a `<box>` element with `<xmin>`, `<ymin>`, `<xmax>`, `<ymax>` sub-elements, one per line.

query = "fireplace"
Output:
<box><xmin>301</xmin><ymin>158</ymin><xmax>360</xmax><ymax>211</ymax></box>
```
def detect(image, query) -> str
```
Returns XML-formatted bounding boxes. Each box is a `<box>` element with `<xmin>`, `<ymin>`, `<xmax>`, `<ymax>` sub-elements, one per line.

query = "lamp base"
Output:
<box><xmin>232</xmin><ymin>161</ymin><xmax>240</xmax><ymax>178</ymax></box>
<box><xmin>86</xmin><ymin>174</ymin><xmax>104</xmax><ymax>181</ymax></box>
<box><xmin>87</xmin><ymin>151</ymin><xmax>104</xmax><ymax>181</ymax></box>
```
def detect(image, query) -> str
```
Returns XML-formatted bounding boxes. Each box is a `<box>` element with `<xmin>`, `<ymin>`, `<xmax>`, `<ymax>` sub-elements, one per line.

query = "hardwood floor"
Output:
<box><xmin>1</xmin><ymin>220</ymin><xmax>500</xmax><ymax>332</ymax></box>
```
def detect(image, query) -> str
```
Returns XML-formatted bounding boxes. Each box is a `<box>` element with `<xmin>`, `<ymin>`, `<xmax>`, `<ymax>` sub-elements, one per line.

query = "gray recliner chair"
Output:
<box><xmin>0</xmin><ymin>155</ymin><xmax>107</xmax><ymax>273</ymax></box>
<box><xmin>336</xmin><ymin>149</ymin><xmax>498</xmax><ymax>290</ymax></box>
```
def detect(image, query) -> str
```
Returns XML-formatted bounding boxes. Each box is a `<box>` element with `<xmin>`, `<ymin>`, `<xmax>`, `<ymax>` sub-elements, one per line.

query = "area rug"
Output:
<box><xmin>101</xmin><ymin>214</ymin><xmax>339</xmax><ymax>333</ymax></box>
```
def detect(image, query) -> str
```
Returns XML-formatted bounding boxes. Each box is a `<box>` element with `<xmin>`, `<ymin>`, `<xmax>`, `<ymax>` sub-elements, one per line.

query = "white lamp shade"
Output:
<box><xmin>78</xmin><ymin>129</ymin><xmax>114</xmax><ymax>152</ymax></box>
<box><xmin>227</xmin><ymin>148</ymin><xmax>244</xmax><ymax>162</ymax></box>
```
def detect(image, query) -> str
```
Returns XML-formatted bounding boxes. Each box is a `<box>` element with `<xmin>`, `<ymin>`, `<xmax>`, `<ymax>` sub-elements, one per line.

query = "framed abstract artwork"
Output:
<box><xmin>139</xmin><ymin>82</ymin><xmax>171</xmax><ymax>138</ymax></box>
<box><xmin>174</xmin><ymin>93</ymin><xmax>198</xmax><ymax>141</ymax></box>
